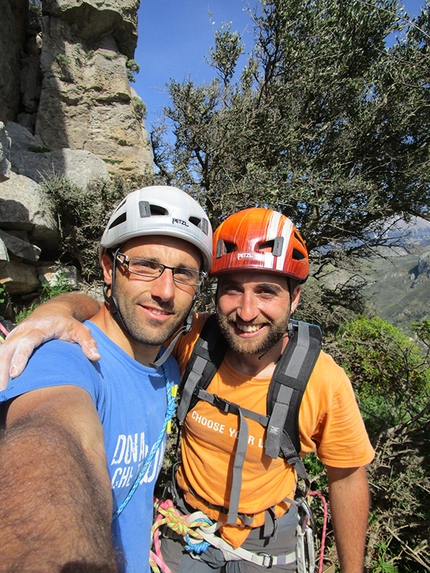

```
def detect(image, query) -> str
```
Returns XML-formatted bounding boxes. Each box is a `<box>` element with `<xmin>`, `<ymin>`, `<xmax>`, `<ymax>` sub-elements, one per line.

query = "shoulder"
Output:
<box><xmin>172</xmin><ymin>312</ymin><xmax>212</xmax><ymax>375</ymax></box>
<box><xmin>1</xmin><ymin>339</ymin><xmax>100</xmax><ymax>404</ymax></box>
<box><xmin>309</xmin><ymin>349</ymin><xmax>351</xmax><ymax>390</ymax></box>
<box><xmin>301</xmin><ymin>349</ymin><xmax>358</xmax><ymax>421</ymax></box>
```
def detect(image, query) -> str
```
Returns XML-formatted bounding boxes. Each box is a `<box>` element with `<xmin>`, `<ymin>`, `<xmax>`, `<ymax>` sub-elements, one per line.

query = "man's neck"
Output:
<box><xmin>90</xmin><ymin>306</ymin><xmax>160</xmax><ymax>367</ymax></box>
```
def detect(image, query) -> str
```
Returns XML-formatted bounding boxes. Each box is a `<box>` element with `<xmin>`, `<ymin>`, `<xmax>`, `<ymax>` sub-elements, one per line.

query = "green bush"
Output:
<box><xmin>0</xmin><ymin>284</ymin><xmax>10</xmax><ymax>317</ymax></box>
<box><xmin>331</xmin><ymin>316</ymin><xmax>430</xmax><ymax>572</ymax></box>
<box><xmin>126</xmin><ymin>58</ymin><xmax>140</xmax><ymax>83</ymax></box>
<box><xmin>335</xmin><ymin>316</ymin><xmax>429</xmax><ymax>433</ymax></box>
<box><xmin>42</xmin><ymin>175</ymin><xmax>152</xmax><ymax>281</ymax></box>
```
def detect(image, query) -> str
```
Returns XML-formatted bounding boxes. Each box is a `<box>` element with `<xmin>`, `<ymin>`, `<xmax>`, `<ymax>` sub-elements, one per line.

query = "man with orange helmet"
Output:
<box><xmin>0</xmin><ymin>207</ymin><xmax>374</xmax><ymax>573</ymax></box>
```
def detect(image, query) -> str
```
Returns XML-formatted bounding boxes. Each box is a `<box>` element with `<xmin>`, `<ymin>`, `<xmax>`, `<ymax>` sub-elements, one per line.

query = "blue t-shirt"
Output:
<box><xmin>0</xmin><ymin>321</ymin><xmax>181</xmax><ymax>573</ymax></box>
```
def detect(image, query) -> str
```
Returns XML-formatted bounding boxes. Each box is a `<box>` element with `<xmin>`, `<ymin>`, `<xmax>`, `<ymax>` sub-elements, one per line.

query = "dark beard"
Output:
<box><xmin>216</xmin><ymin>308</ymin><xmax>289</xmax><ymax>357</ymax></box>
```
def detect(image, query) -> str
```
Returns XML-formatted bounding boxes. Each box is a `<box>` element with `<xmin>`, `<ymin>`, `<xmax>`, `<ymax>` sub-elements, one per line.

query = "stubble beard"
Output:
<box><xmin>113</xmin><ymin>285</ymin><xmax>191</xmax><ymax>346</ymax></box>
<box><xmin>216</xmin><ymin>308</ymin><xmax>290</xmax><ymax>357</ymax></box>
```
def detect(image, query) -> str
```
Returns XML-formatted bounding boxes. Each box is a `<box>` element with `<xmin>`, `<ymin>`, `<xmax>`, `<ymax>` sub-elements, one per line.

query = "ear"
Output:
<box><xmin>101</xmin><ymin>253</ymin><xmax>113</xmax><ymax>286</ymax></box>
<box><xmin>290</xmin><ymin>285</ymin><xmax>301</xmax><ymax>314</ymax></box>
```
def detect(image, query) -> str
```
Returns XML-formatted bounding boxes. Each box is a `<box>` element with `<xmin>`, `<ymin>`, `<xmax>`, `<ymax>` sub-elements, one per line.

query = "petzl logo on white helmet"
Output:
<box><xmin>172</xmin><ymin>218</ymin><xmax>190</xmax><ymax>227</ymax></box>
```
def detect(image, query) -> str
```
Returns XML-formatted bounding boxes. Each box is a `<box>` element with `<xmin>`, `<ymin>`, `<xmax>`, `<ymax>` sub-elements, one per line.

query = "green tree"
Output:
<box><xmin>152</xmin><ymin>0</ymin><xmax>429</xmax><ymax>271</ymax></box>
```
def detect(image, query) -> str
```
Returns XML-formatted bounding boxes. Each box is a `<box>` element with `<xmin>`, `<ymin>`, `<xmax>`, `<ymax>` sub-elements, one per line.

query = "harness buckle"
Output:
<box><xmin>258</xmin><ymin>552</ymin><xmax>274</xmax><ymax>568</ymax></box>
<box><xmin>212</xmin><ymin>394</ymin><xmax>230</xmax><ymax>413</ymax></box>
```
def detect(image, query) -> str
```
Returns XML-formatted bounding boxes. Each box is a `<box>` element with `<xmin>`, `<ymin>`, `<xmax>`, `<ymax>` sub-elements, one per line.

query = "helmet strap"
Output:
<box><xmin>149</xmin><ymin>314</ymin><xmax>192</xmax><ymax>369</ymax></box>
<box><xmin>103</xmin><ymin>247</ymin><xmax>133</xmax><ymax>336</ymax></box>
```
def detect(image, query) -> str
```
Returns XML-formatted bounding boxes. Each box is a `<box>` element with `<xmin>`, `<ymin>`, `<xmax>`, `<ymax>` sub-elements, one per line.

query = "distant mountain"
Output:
<box><xmin>312</xmin><ymin>217</ymin><xmax>430</xmax><ymax>335</ymax></box>
<box><xmin>379</xmin><ymin>216</ymin><xmax>430</xmax><ymax>247</ymax></box>
<box><xmin>362</xmin><ymin>246</ymin><xmax>430</xmax><ymax>334</ymax></box>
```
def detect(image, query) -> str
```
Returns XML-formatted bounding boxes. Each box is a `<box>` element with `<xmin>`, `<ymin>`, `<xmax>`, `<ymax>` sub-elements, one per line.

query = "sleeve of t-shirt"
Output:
<box><xmin>0</xmin><ymin>340</ymin><xmax>101</xmax><ymax>406</ymax></box>
<box><xmin>298</xmin><ymin>351</ymin><xmax>375</xmax><ymax>468</ymax></box>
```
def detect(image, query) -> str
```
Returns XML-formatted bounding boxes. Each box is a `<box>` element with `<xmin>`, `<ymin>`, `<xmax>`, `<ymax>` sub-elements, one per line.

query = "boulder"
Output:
<box><xmin>0</xmin><ymin>259</ymin><xmax>39</xmax><ymax>295</ymax></box>
<box><xmin>0</xmin><ymin>171</ymin><xmax>59</xmax><ymax>253</ymax></box>
<box><xmin>0</xmin><ymin>229</ymin><xmax>41</xmax><ymax>263</ymax></box>
<box><xmin>38</xmin><ymin>263</ymin><xmax>80</xmax><ymax>289</ymax></box>
<box><xmin>7</xmin><ymin>122</ymin><xmax>111</xmax><ymax>189</ymax></box>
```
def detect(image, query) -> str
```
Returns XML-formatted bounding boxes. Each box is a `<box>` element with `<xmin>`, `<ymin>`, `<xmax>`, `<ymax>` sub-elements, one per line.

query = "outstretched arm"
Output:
<box><xmin>327</xmin><ymin>465</ymin><xmax>370</xmax><ymax>572</ymax></box>
<box><xmin>0</xmin><ymin>385</ymin><xmax>117</xmax><ymax>572</ymax></box>
<box><xmin>0</xmin><ymin>293</ymin><xmax>100</xmax><ymax>390</ymax></box>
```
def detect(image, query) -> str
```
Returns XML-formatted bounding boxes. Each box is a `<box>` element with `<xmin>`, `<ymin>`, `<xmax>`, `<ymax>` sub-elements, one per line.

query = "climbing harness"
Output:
<box><xmin>112</xmin><ymin>363</ymin><xmax>178</xmax><ymax>520</ymax></box>
<box><xmin>150</xmin><ymin>491</ymin><xmax>328</xmax><ymax>573</ymax></box>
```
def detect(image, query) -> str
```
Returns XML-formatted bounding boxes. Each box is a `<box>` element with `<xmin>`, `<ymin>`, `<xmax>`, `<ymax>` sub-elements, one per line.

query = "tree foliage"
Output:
<box><xmin>334</xmin><ymin>316</ymin><xmax>429</xmax><ymax>433</ymax></box>
<box><xmin>152</xmin><ymin>0</ymin><xmax>429</xmax><ymax>272</ymax></box>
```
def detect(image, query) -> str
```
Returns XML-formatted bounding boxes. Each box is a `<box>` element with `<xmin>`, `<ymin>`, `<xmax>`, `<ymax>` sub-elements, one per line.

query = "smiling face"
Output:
<box><xmin>102</xmin><ymin>235</ymin><xmax>201</xmax><ymax>348</ymax></box>
<box><xmin>216</xmin><ymin>271</ymin><xmax>301</xmax><ymax>357</ymax></box>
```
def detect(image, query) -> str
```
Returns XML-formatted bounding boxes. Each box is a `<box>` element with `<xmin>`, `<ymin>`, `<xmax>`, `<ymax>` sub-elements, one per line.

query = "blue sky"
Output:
<box><xmin>133</xmin><ymin>0</ymin><xmax>425</xmax><ymax>124</ymax></box>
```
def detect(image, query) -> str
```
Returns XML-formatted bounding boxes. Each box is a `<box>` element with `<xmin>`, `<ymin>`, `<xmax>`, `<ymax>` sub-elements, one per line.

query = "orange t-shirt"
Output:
<box><xmin>172</xmin><ymin>313</ymin><xmax>375</xmax><ymax>548</ymax></box>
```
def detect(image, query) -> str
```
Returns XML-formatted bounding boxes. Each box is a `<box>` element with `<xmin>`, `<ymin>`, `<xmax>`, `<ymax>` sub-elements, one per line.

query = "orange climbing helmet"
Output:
<box><xmin>211</xmin><ymin>208</ymin><xmax>309</xmax><ymax>282</ymax></box>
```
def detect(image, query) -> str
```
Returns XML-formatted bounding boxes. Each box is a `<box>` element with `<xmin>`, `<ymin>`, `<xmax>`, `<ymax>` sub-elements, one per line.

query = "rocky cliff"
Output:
<box><xmin>0</xmin><ymin>0</ymin><xmax>152</xmax><ymax>177</ymax></box>
<box><xmin>0</xmin><ymin>0</ymin><xmax>154</xmax><ymax>310</ymax></box>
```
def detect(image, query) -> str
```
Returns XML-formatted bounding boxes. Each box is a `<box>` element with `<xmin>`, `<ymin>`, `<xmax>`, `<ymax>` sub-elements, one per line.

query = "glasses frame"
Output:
<box><xmin>115</xmin><ymin>253</ymin><xmax>207</xmax><ymax>287</ymax></box>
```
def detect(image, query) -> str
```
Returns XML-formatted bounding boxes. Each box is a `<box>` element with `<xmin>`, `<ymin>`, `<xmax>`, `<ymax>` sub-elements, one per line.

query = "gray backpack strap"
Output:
<box><xmin>265</xmin><ymin>321</ymin><xmax>322</xmax><ymax>463</ymax></box>
<box><xmin>177</xmin><ymin>315</ymin><xmax>227</xmax><ymax>422</ymax></box>
<box><xmin>226</xmin><ymin>409</ymin><xmax>253</xmax><ymax>526</ymax></box>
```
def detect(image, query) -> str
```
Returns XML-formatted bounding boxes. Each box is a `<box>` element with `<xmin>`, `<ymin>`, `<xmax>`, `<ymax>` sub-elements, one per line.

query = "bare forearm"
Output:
<box><xmin>327</xmin><ymin>466</ymin><xmax>370</xmax><ymax>573</ymax></box>
<box><xmin>0</xmin><ymin>416</ymin><xmax>117</xmax><ymax>572</ymax></box>
<box><xmin>33</xmin><ymin>292</ymin><xmax>102</xmax><ymax>322</ymax></box>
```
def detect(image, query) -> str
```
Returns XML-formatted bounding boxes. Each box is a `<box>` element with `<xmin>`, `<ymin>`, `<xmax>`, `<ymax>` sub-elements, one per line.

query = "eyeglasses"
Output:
<box><xmin>115</xmin><ymin>253</ymin><xmax>206</xmax><ymax>287</ymax></box>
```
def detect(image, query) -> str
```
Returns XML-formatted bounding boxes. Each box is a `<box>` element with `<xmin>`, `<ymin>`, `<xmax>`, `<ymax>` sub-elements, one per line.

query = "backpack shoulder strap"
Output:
<box><xmin>177</xmin><ymin>315</ymin><xmax>229</xmax><ymax>422</ymax></box>
<box><xmin>265</xmin><ymin>320</ymin><xmax>322</xmax><ymax>463</ymax></box>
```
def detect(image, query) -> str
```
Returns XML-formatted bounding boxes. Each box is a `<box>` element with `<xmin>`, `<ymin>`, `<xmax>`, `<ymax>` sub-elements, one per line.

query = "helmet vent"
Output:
<box><xmin>259</xmin><ymin>237</ymin><xmax>284</xmax><ymax>257</ymax></box>
<box><xmin>292</xmin><ymin>248</ymin><xmax>306</xmax><ymax>261</ymax></box>
<box><xmin>138</xmin><ymin>201</ymin><xmax>168</xmax><ymax>217</ymax></box>
<box><xmin>108</xmin><ymin>212</ymin><xmax>126</xmax><ymax>230</ymax></box>
<box><xmin>216</xmin><ymin>239</ymin><xmax>237</xmax><ymax>258</ymax></box>
<box><xmin>190</xmin><ymin>217</ymin><xmax>209</xmax><ymax>235</ymax></box>
<box><xmin>294</xmin><ymin>230</ymin><xmax>306</xmax><ymax>247</ymax></box>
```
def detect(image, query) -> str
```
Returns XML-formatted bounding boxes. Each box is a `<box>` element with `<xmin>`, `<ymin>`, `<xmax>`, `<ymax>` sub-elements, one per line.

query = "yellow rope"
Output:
<box><xmin>150</xmin><ymin>499</ymin><xmax>213</xmax><ymax>573</ymax></box>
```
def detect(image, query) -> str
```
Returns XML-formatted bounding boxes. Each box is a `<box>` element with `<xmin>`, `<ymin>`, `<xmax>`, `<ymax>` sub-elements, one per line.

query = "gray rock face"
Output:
<box><xmin>0</xmin><ymin>171</ymin><xmax>59</xmax><ymax>253</ymax></box>
<box><xmin>0</xmin><ymin>229</ymin><xmax>42</xmax><ymax>263</ymax></box>
<box><xmin>0</xmin><ymin>0</ymin><xmax>28</xmax><ymax>122</ymax></box>
<box><xmin>1</xmin><ymin>0</ymin><xmax>153</xmax><ymax>177</ymax></box>
<box><xmin>0</xmin><ymin>259</ymin><xmax>40</xmax><ymax>295</ymax></box>
<box><xmin>7</xmin><ymin>122</ymin><xmax>110</xmax><ymax>189</ymax></box>
<box><xmin>0</xmin><ymin>123</ymin><xmax>11</xmax><ymax>182</ymax></box>
<box><xmin>43</xmin><ymin>0</ymin><xmax>139</xmax><ymax>58</ymax></box>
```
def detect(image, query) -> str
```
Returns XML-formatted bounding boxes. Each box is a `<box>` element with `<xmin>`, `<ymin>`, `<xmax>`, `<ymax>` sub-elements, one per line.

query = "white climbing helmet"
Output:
<box><xmin>100</xmin><ymin>186</ymin><xmax>213</xmax><ymax>272</ymax></box>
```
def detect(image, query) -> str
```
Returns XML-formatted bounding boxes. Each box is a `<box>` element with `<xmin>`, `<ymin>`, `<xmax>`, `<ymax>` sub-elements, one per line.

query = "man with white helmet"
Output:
<box><xmin>0</xmin><ymin>186</ymin><xmax>212</xmax><ymax>573</ymax></box>
<box><xmin>0</xmin><ymin>207</ymin><xmax>374</xmax><ymax>573</ymax></box>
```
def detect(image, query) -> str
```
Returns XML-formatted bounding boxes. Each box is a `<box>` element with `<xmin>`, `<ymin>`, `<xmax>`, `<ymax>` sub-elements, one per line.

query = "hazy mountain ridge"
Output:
<box><xmin>380</xmin><ymin>216</ymin><xmax>430</xmax><ymax>247</ymax></box>
<box><xmin>363</xmin><ymin>247</ymin><xmax>430</xmax><ymax>333</ymax></box>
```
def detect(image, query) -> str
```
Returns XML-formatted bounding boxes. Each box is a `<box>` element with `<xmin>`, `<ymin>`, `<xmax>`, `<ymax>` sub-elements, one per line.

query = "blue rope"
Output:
<box><xmin>184</xmin><ymin>516</ymin><xmax>213</xmax><ymax>554</ymax></box>
<box><xmin>112</xmin><ymin>363</ymin><xmax>177</xmax><ymax>520</ymax></box>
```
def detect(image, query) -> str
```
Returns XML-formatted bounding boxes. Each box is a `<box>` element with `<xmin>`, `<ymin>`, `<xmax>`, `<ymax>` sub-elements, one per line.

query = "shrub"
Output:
<box><xmin>126</xmin><ymin>58</ymin><xmax>140</xmax><ymax>82</ymax></box>
<box><xmin>331</xmin><ymin>316</ymin><xmax>430</xmax><ymax>572</ymax></box>
<box><xmin>13</xmin><ymin>272</ymin><xmax>75</xmax><ymax>323</ymax></box>
<box><xmin>42</xmin><ymin>175</ymin><xmax>153</xmax><ymax>281</ymax></box>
